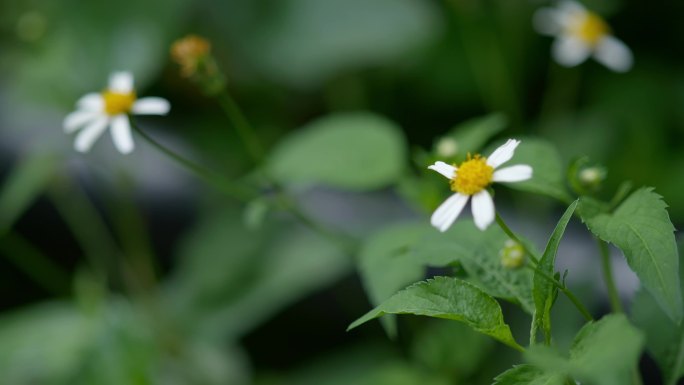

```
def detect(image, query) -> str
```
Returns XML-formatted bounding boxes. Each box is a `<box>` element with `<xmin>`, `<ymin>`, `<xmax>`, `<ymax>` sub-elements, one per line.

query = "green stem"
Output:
<box><xmin>0</xmin><ymin>232</ymin><xmax>70</xmax><ymax>295</ymax></box>
<box><xmin>525</xmin><ymin>264</ymin><xmax>594</xmax><ymax>322</ymax></box>
<box><xmin>48</xmin><ymin>177</ymin><xmax>120</xmax><ymax>282</ymax></box>
<box><xmin>597</xmin><ymin>238</ymin><xmax>623</xmax><ymax>313</ymax></box>
<box><xmin>495</xmin><ymin>213</ymin><xmax>593</xmax><ymax>322</ymax></box>
<box><xmin>130</xmin><ymin>119</ymin><xmax>255</xmax><ymax>202</ymax></box>
<box><xmin>495</xmin><ymin>213</ymin><xmax>540</xmax><ymax>265</ymax></box>
<box><xmin>216</xmin><ymin>91</ymin><xmax>265</xmax><ymax>163</ymax></box>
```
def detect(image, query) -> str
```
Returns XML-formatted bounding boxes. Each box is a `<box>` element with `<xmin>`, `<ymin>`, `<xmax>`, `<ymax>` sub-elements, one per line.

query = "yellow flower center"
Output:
<box><xmin>102</xmin><ymin>90</ymin><xmax>136</xmax><ymax>116</ymax></box>
<box><xmin>569</xmin><ymin>11</ymin><xmax>610</xmax><ymax>46</ymax></box>
<box><xmin>449</xmin><ymin>154</ymin><xmax>494</xmax><ymax>195</ymax></box>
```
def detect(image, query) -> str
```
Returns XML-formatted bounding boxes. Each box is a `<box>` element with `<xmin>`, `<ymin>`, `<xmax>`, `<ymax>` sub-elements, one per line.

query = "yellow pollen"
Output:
<box><xmin>102</xmin><ymin>90</ymin><xmax>136</xmax><ymax>116</ymax></box>
<box><xmin>449</xmin><ymin>154</ymin><xmax>494</xmax><ymax>195</ymax></box>
<box><xmin>569</xmin><ymin>11</ymin><xmax>610</xmax><ymax>46</ymax></box>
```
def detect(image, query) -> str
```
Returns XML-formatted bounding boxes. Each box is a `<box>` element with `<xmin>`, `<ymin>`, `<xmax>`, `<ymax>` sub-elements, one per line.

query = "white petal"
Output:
<box><xmin>431</xmin><ymin>193</ymin><xmax>469</xmax><ymax>233</ymax></box>
<box><xmin>132</xmin><ymin>97</ymin><xmax>171</xmax><ymax>115</ymax></box>
<box><xmin>552</xmin><ymin>36</ymin><xmax>591</xmax><ymax>67</ymax></box>
<box><xmin>108</xmin><ymin>71</ymin><xmax>134</xmax><ymax>93</ymax></box>
<box><xmin>427</xmin><ymin>161</ymin><xmax>456</xmax><ymax>179</ymax></box>
<box><xmin>486</xmin><ymin>139</ymin><xmax>520</xmax><ymax>168</ymax></box>
<box><xmin>594</xmin><ymin>36</ymin><xmax>633</xmax><ymax>73</ymax></box>
<box><xmin>493</xmin><ymin>165</ymin><xmax>533</xmax><ymax>183</ymax></box>
<box><xmin>533</xmin><ymin>8</ymin><xmax>562</xmax><ymax>36</ymax></box>
<box><xmin>76</xmin><ymin>93</ymin><xmax>104</xmax><ymax>111</ymax></box>
<box><xmin>110</xmin><ymin>115</ymin><xmax>134</xmax><ymax>154</ymax></box>
<box><xmin>63</xmin><ymin>110</ymin><xmax>99</xmax><ymax>133</ymax></box>
<box><xmin>471</xmin><ymin>190</ymin><xmax>495</xmax><ymax>230</ymax></box>
<box><xmin>74</xmin><ymin>117</ymin><xmax>109</xmax><ymax>153</ymax></box>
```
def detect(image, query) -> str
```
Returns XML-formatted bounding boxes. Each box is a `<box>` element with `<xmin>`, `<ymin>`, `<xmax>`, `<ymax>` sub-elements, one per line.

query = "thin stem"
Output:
<box><xmin>495</xmin><ymin>213</ymin><xmax>540</xmax><ymax>265</ymax></box>
<box><xmin>130</xmin><ymin>119</ymin><xmax>255</xmax><ymax>202</ymax></box>
<box><xmin>0</xmin><ymin>232</ymin><xmax>70</xmax><ymax>295</ymax></box>
<box><xmin>216</xmin><ymin>91</ymin><xmax>265</xmax><ymax>163</ymax></box>
<box><xmin>597</xmin><ymin>238</ymin><xmax>623</xmax><ymax>313</ymax></box>
<box><xmin>525</xmin><ymin>264</ymin><xmax>593</xmax><ymax>322</ymax></box>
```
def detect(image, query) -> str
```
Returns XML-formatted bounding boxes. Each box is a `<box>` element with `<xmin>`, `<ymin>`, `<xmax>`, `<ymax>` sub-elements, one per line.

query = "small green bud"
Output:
<box><xmin>578</xmin><ymin>166</ymin><xmax>606</xmax><ymax>189</ymax></box>
<box><xmin>436</xmin><ymin>137</ymin><xmax>459</xmax><ymax>158</ymax></box>
<box><xmin>500</xmin><ymin>239</ymin><xmax>525</xmax><ymax>269</ymax></box>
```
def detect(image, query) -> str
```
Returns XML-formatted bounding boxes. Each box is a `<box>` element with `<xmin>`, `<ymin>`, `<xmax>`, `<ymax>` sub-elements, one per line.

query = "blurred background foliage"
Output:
<box><xmin>0</xmin><ymin>0</ymin><xmax>683</xmax><ymax>383</ymax></box>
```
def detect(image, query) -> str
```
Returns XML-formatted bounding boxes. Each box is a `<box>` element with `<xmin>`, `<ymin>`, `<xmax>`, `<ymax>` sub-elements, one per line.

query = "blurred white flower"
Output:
<box><xmin>63</xmin><ymin>71</ymin><xmax>170</xmax><ymax>154</ymax></box>
<box><xmin>428</xmin><ymin>139</ymin><xmax>532</xmax><ymax>232</ymax></box>
<box><xmin>534</xmin><ymin>1</ymin><xmax>633</xmax><ymax>72</ymax></box>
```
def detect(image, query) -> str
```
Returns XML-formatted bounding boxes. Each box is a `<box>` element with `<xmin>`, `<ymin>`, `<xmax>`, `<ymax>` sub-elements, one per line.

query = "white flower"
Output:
<box><xmin>534</xmin><ymin>1</ymin><xmax>633</xmax><ymax>72</ymax></box>
<box><xmin>428</xmin><ymin>139</ymin><xmax>532</xmax><ymax>232</ymax></box>
<box><xmin>63</xmin><ymin>71</ymin><xmax>170</xmax><ymax>154</ymax></box>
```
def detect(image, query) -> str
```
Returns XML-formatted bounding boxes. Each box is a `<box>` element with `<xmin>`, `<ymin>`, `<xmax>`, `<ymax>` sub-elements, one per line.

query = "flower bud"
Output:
<box><xmin>500</xmin><ymin>239</ymin><xmax>525</xmax><ymax>269</ymax></box>
<box><xmin>578</xmin><ymin>166</ymin><xmax>606</xmax><ymax>189</ymax></box>
<box><xmin>171</xmin><ymin>35</ymin><xmax>211</xmax><ymax>77</ymax></box>
<box><xmin>435</xmin><ymin>137</ymin><xmax>459</xmax><ymax>158</ymax></box>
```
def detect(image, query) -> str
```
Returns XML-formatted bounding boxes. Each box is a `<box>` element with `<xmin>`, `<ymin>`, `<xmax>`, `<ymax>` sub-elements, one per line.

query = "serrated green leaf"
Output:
<box><xmin>533</xmin><ymin>200</ymin><xmax>578</xmax><ymax>344</ymax></box>
<box><xmin>358</xmin><ymin>222</ymin><xmax>433</xmax><ymax>337</ymax></box>
<box><xmin>631</xmin><ymin>243</ymin><xmax>684</xmax><ymax>385</ymax></box>
<box><xmin>492</xmin><ymin>364</ymin><xmax>566</xmax><ymax>385</ymax></box>
<box><xmin>581</xmin><ymin>187</ymin><xmax>683</xmax><ymax>322</ymax></box>
<box><xmin>437</xmin><ymin>113</ymin><xmax>507</xmax><ymax>161</ymax></box>
<box><xmin>0</xmin><ymin>152</ymin><xmax>60</xmax><ymax>235</ymax></box>
<box><xmin>486</xmin><ymin>138</ymin><xmax>572</xmax><ymax>202</ymax></box>
<box><xmin>526</xmin><ymin>314</ymin><xmax>645</xmax><ymax>385</ymax></box>
<box><xmin>411</xmin><ymin>220</ymin><xmax>535</xmax><ymax>314</ymax></box>
<box><xmin>347</xmin><ymin>277</ymin><xmax>523</xmax><ymax>351</ymax></box>
<box><xmin>267</xmin><ymin>112</ymin><xmax>407</xmax><ymax>191</ymax></box>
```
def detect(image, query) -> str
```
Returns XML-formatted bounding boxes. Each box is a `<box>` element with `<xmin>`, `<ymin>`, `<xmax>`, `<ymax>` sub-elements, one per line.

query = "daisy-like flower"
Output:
<box><xmin>428</xmin><ymin>139</ymin><xmax>532</xmax><ymax>232</ymax></box>
<box><xmin>63</xmin><ymin>71</ymin><xmax>170</xmax><ymax>154</ymax></box>
<box><xmin>534</xmin><ymin>0</ymin><xmax>633</xmax><ymax>72</ymax></box>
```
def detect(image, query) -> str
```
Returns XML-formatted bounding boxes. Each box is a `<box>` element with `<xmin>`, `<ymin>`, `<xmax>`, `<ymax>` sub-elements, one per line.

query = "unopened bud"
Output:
<box><xmin>436</xmin><ymin>137</ymin><xmax>459</xmax><ymax>158</ymax></box>
<box><xmin>171</xmin><ymin>35</ymin><xmax>211</xmax><ymax>77</ymax></box>
<box><xmin>578</xmin><ymin>166</ymin><xmax>606</xmax><ymax>189</ymax></box>
<box><xmin>500</xmin><ymin>239</ymin><xmax>525</xmax><ymax>269</ymax></box>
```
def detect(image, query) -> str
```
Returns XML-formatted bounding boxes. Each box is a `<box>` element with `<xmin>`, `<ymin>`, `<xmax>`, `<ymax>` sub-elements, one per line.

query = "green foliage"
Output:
<box><xmin>348</xmin><ymin>277</ymin><xmax>523</xmax><ymax>350</ymax></box>
<box><xmin>532</xmin><ymin>200</ymin><xmax>578</xmax><ymax>344</ymax></box>
<box><xmin>267</xmin><ymin>112</ymin><xmax>407</xmax><ymax>191</ymax></box>
<box><xmin>436</xmin><ymin>113</ymin><xmax>507</xmax><ymax>161</ymax></box>
<box><xmin>487</xmin><ymin>138</ymin><xmax>572</xmax><ymax>203</ymax></box>
<box><xmin>232</xmin><ymin>0</ymin><xmax>442</xmax><ymax>88</ymax></box>
<box><xmin>0</xmin><ymin>152</ymin><xmax>59</xmax><ymax>235</ymax></box>
<box><xmin>411</xmin><ymin>320</ymin><xmax>494</xmax><ymax>381</ymax></box>
<box><xmin>167</xmin><ymin>207</ymin><xmax>351</xmax><ymax>339</ymax></box>
<box><xmin>580</xmin><ymin>187</ymin><xmax>683</xmax><ymax>322</ymax></box>
<box><xmin>358</xmin><ymin>222</ymin><xmax>433</xmax><ymax>337</ymax></box>
<box><xmin>631</xmin><ymin>244</ymin><xmax>684</xmax><ymax>385</ymax></box>
<box><xmin>526</xmin><ymin>314</ymin><xmax>645</xmax><ymax>385</ymax></box>
<box><xmin>492</xmin><ymin>365</ymin><xmax>566</xmax><ymax>385</ymax></box>
<box><xmin>411</xmin><ymin>220</ymin><xmax>535</xmax><ymax>313</ymax></box>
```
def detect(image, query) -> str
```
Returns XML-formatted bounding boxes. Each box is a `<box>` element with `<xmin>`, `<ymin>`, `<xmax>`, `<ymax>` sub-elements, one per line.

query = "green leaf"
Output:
<box><xmin>581</xmin><ymin>187</ymin><xmax>683</xmax><ymax>322</ymax></box>
<box><xmin>631</xmin><ymin>243</ymin><xmax>684</xmax><ymax>385</ymax></box>
<box><xmin>410</xmin><ymin>220</ymin><xmax>535</xmax><ymax>314</ymax></box>
<box><xmin>267</xmin><ymin>112</ymin><xmax>407</xmax><ymax>191</ymax></box>
<box><xmin>526</xmin><ymin>314</ymin><xmax>645</xmax><ymax>385</ymax></box>
<box><xmin>436</xmin><ymin>113</ymin><xmax>507</xmax><ymax>161</ymax></box>
<box><xmin>411</xmin><ymin>320</ymin><xmax>494</xmax><ymax>380</ymax></box>
<box><xmin>358</xmin><ymin>222</ymin><xmax>433</xmax><ymax>337</ymax></box>
<box><xmin>0</xmin><ymin>152</ymin><xmax>60</xmax><ymax>235</ymax></box>
<box><xmin>532</xmin><ymin>200</ymin><xmax>578</xmax><ymax>344</ymax></box>
<box><xmin>487</xmin><ymin>138</ymin><xmax>572</xmax><ymax>203</ymax></box>
<box><xmin>347</xmin><ymin>276</ymin><xmax>523</xmax><ymax>351</ymax></box>
<box><xmin>492</xmin><ymin>365</ymin><xmax>566</xmax><ymax>385</ymax></box>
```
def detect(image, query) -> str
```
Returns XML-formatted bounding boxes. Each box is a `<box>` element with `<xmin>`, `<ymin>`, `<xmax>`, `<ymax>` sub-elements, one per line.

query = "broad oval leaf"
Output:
<box><xmin>267</xmin><ymin>112</ymin><xmax>407</xmax><ymax>191</ymax></box>
<box><xmin>411</xmin><ymin>220</ymin><xmax>535</xmax><ymax>314</ymax></box>
<box><xmin>347</xmin><ymin>276</ymin><xmax>523</xmax><ymax>351</ymax></box>
<box><xmin>527</xmin><ymin>314</ymin><xmax>645</xmax><ymax>385</ymax></box>
<box><xmin>533</xmin><ymin>200</ymin><xmax>578</xmax><ymax>344</ymax></box>
<box><xmin>581</xmin><ymin>187</ymin><xmax>683</xmax><ymax>322</ymax></box>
